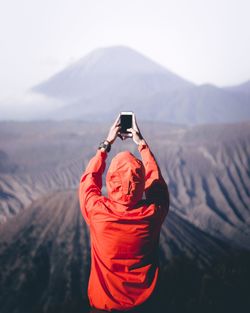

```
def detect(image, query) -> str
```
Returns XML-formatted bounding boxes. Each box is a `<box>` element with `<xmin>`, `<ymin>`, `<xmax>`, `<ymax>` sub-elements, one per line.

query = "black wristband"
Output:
<box><xmin>98</xmin><ymin>140</ymin><xmax>111</xmax><ymax>152</ymax></box>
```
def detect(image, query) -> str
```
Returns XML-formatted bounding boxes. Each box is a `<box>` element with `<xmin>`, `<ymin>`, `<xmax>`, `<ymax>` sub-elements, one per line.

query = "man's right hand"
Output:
<box><xmin>127</xmin><ymin>128</ymin><xmax>145</xmax><ymax>145</ymax></box>
<box><xmin>127</xmin><ymin>114</ymin><xmax>145</xmax><ymax>145</ymax></box>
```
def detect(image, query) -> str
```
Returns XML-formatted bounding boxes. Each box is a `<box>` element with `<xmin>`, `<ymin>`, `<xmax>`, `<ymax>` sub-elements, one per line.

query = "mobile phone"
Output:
<box><xmin>120</xmin><ymin>111</ymin><xmax>133</xmax><ymax>134</ymax></box>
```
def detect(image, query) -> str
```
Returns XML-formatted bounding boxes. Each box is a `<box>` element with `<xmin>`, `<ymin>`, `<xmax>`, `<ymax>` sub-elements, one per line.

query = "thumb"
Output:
<box><xmin>127</xmin><ymin>128</ymin><xmax>135</xmax><ymax>133</ymax></box>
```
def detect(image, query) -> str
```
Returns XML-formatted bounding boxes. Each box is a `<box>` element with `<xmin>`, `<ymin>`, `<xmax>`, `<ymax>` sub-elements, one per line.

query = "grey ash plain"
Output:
<box><xmin>0</xmin><ymin>120</ymin><xmax>249</xmax><ymax>312</ymax></box>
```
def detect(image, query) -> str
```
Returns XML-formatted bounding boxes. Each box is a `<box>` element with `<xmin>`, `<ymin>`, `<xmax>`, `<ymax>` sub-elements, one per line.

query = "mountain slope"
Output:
<box><xmin>0</xmin><ymin>120</ymin><xmax>250</xmax><ymax>313</ymax></box>
<box><xmin>135</xmin><ymin>83</ymin><xmax>250</xmax><ymax>124</ymax></box>
<box><xmin>0</xmin><ymin>189</ymin><xmax>230</xmax><ymax>313</ymax></box>
<box><xmin>30</xmin><ymin>46</ymin><xmax>250</xmax><ymax>124</ymax></box>
<box><xmin>224</xmin><ymin>80</ymin><xmax>250</xmax><ymax>96</ymax></box>
<box><xmin>0</xmin><ymin>120</ymin><xmax>249</xmax><ymax>248</ymax></box>
<box><xmin>33</xmin><ymin>46</ymin><xmax>192</xmax><ymax>102</ymax></box>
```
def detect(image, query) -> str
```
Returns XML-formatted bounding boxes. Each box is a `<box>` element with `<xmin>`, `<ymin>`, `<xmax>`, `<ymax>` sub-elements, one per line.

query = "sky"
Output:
<box><xmin>0</xmin><ymin>0</ymin><xmax>249</xmax><ymax>105</ymax></box>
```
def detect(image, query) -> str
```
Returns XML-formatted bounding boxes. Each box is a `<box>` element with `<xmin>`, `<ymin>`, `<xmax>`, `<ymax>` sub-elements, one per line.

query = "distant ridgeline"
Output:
<box><xmin>4</xmin><ymin>45</ymin><xmax>249</xmax><ymax>124</ymax></box>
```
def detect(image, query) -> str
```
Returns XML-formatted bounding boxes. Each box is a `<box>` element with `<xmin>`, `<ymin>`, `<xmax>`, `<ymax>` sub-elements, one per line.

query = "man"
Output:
<box><xmin>78</xmin><ymin>114</ymin><xmax>169</xmax><ymax>312</ymax></box>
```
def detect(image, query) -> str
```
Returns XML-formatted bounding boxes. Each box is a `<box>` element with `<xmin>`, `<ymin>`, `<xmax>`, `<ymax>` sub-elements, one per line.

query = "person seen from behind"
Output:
<box><xmin>78</xmin><ymin>113</ymin><xmax>170</xmax><ymax>312</ymax></box>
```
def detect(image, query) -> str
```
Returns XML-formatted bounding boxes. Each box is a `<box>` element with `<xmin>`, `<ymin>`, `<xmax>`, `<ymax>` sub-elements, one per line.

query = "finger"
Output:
<box><xmin>115</xmin><ymin>126</ymin><xmax>121</xmax><ymax>134</ymax></box>
<box><xmin>133</xmin><ymin>114</ymin><xmax>139</xmax><ymax>131</ymax></box>
<box><xmin>113</xmin><ymin>114</ymin><xmax>121</xmax><ymax>127</ymax></box>
<box><xmin>132</xmin><ymin>114</ymin><xmax>136</xmax><ymax>128</ymax></box>
<box><xmin>112</xmin><ymin>123</ymin><xmax>121</xmax><ymax>133</ymax></box>
<box><xmin>127</xmin><ymin>128</ymin><xmax>135</xmax><ymax>133</ymax></box>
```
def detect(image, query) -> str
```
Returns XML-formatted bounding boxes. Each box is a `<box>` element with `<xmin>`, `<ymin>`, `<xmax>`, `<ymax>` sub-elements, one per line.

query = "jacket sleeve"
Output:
<box><xmin>138</xmin><ymin>143</ymin><xmax>169</xmax><ymax>217</ymax></box>
<box><xmin>78</xmin><ymin>149</ymin><xmax>107</xmax><ymax>224</ymax></box>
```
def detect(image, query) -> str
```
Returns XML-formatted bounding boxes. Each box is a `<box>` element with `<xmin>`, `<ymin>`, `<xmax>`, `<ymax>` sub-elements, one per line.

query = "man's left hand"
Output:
<box><xmin>106</xmin><ymin>114</ymin><xmax>122</xmax><ymax>144</ymax></box>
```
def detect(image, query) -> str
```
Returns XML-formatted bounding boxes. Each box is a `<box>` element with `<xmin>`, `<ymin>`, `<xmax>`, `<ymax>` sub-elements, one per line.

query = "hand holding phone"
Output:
<box><xmin>127</xmin><ymin>113</ymin><xmax>144</xmax><ymax>144</ymax></box>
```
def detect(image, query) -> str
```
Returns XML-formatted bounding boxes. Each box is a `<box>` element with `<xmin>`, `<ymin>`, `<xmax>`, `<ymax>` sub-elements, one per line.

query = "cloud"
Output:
<box><xmin>0</xmin><ymin>92</ymin><xmax>65</xmax><ymax>120</ymax></box>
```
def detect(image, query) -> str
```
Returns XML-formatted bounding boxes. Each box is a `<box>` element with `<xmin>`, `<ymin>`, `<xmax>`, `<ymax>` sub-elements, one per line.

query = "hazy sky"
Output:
<box><xmin>0</xmin><ymin>0</ymin><xmax>249</xmax><ymax>103</ymax></box>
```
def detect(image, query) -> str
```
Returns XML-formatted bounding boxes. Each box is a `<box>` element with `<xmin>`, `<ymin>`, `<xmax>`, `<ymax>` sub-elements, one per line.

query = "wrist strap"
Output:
<box><xmin>98</xmin><ymin>140</ymin><xmax>111</xmax><ymax>152</ymax></box>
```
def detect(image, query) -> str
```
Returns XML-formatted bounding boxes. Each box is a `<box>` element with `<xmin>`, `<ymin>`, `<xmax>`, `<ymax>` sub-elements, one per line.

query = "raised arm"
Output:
<box><xmin>78</xmin><ymin>114</ymin><xmax>121</xmax><ymax>224</ymax></box>
<box><xmin>79</xmin><ymin>150</ymin><xmax>107</xmax><ymax>224</ymax></box>
<box><xmin>127</xmin><ymin>115</ymin><xmax>169</xmax><ymax>215</ymax></box>
<box><xmin>138</xmin><ymin>142</ymin><xmax>169</xmax><ymax>210</ymax></box>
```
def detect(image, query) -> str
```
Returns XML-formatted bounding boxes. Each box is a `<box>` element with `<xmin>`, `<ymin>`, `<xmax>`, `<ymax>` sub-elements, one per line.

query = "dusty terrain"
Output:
<box><xmin>0</xmin><ymin>120</ymin><xmax>250</xmax><ymax>312</ymax></box>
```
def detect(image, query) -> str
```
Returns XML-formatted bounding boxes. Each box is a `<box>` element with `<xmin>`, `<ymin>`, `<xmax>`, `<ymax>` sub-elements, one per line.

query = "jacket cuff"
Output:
<box><xmin>96</xmin><ymin>149</ymin><xmax>108</xmax><ymax>159</ymax></box>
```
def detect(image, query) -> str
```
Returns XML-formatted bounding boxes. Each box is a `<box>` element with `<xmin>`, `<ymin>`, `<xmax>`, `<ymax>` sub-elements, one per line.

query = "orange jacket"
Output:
<box><xmin>79</xmin><ymin>143</ymin><xmax>169</xmax><ymax>311</ymax></box>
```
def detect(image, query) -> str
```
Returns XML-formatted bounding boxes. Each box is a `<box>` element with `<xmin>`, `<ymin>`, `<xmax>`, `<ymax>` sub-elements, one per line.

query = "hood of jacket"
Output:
<box><xmin>106</xmin><ymin>151</ymin><xmax>145</xmax><ymax>207</ymax></box>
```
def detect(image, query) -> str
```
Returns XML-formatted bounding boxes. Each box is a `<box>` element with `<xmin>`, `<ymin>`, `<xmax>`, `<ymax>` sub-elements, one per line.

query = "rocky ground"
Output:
<box><xmin>0</xmin><ymin>120</ymin><xmax>250</xmax><ymax>312</ymax></box>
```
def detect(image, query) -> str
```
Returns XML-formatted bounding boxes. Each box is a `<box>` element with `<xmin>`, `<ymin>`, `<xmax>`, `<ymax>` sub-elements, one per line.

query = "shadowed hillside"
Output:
<box><xmin>0</xmin><ymin>120</ymin><xmax>250</xmax><ymax>312</ymax></box>
<box><xmin>0</xmin><ymin>189</ymin><xmax>249</xmax><ymax>313</ymax></box>
<box><xmin>0</xmin><ymin>190</ymin><xmax>90</xmax><ymax>313</ymax></box>
<box><xmin>0</xmin><ymin>121</ymin><xmax>249</xmax><ymax>247</ymax></box>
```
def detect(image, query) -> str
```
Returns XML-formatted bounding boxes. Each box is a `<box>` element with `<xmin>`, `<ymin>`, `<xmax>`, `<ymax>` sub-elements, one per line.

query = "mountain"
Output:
<box><xmin>136</xmin><ymin>83</ymin><xmax>250</xmax><ymax>124</ymax></box>
<box><xmin>0</xmin><ymin>120</ymin><xmax>249</xmax><ymax>247</ymax></box>
<box><xmin>0</xmin><ymin>120</ymin><xmax>250</xmax><ymax>312</ymax></box>
<box><xmin>33</xmin><ymin>46</ymin><xmax>192</xmax><ymax>101</ymax></box>
<box><xmin>31</xmin><ymin>46</ymin><xmax>250</xmax><ymax>124</ymax></box>
<box><xmin>32</xmin><ymin>46</ymin><xmax>194</xmax><ymax>121</ymax></box>
<box><xmin>0</xmin><ymin>189</ymin><xmax>231</xmax><ymax>313</ymax></box>
<box><xmin>224</xmin><ymin>80</ymin><xmax>250</xmax><ymax>97</ymax></box>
